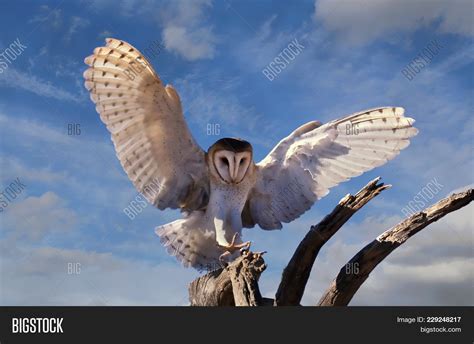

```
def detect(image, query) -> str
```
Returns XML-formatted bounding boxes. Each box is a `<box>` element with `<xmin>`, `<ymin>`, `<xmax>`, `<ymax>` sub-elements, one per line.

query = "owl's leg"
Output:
<box><xmin>218</xmin><ymin>233</ymin><xmax>251</xmax><ymax>263</ymax></box>
<box><xmin>218</xmin><ymin>233</ymin><xmax>251</xmax><ymax>251</ymax></box>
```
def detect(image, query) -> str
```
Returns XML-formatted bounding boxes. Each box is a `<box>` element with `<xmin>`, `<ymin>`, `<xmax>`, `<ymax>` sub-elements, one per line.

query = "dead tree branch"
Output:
<box><xmin>317</xmin><ymin>188</ymin><xmax>474</xmax><ymax>306</ymax></box>
<box><xmin>275</xmin><ymin>177</ymin><xmax>390</xmax><ymax>306</ymax></box>
<box><xmin>188</xmin><ymin>267</ymin><xmax>234</xmax><ymax>306</ymax></box>
<box><xmin>189</xmin><ymin>251</ymin><xmax>267</xmax><ymax>306</ymax></box>
<box><xmin>228</xmin><ymin>251</ymin><xmax>267</xmax><ymax>306</ymax></box>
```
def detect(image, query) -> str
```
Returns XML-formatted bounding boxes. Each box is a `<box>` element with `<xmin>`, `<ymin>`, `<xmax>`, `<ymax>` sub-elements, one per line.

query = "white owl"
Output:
<box><xmin>84</xmin><ymin>38</ymin><xmax>418</xmax><ymax>271</ymax></box>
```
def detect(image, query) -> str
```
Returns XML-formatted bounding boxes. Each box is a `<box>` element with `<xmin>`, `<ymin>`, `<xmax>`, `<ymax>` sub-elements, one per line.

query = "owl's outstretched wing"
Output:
<box><xmin>84</xmin><ymin>38</ymin><xmax>209</xmax><ymax>211</ymax></box>
<box><xmin>242</xmin><ymin>107</ymin><xmax>418</xmax><ymax>230</ymax></box>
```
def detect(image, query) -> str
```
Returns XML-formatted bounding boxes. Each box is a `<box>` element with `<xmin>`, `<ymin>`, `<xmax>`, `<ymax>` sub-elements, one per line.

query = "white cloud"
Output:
<box><xmin>27</xmin><ymin>46</ymin><xmax>48</xmax><ymax>72</ymax></box>
<box><xmin>83</xmin><ymin>0</ymin><xmax>217</xmax><ymax>60</ymax></box>
<box><xmin>398</xmin><ymin>137</ymin><xmax>472</xmax><ymax>193</ymax></box>
<box><xmin>258</xmin><ymin>15</ymin><xmax>278</xmax><ymax>42</ymax></box>
<box><xmin>160</xmin><ymin>0</ymin><xmax>217</xmax><ymax>60</ymax></box>
<box><xmin>0</xmin><ymin>156</ymin><xmax>68</xmax><ymax>185</ymax></box>
<box><xmin>174</xmin><ymin>73</ymin><xmax>275</xmax><ymax>149</ymax></box>
<box><xmin>0</xmin><ymin>67</ymin><xmax>80</xmax><ymax>102</ymax></box>
<box><xmin>29</xmin><ymin>5</ymin><xmax>63</xmax><ymax>29</ymax></box>
<box><xmin>2</xmin><ymin>192</ymin><xmax>78</xmax><ymax>242</ymax></box>
<box><xmin>64</xmin><ymin>16</ymin><xmax>90</xmax><ymax>42</ymax></box>
<box><xmin>0</xmin><ymin>245</ymin><xmax>198</xmax><ymax>305</ymax></box>
<box><xmin>0</xmin><ymin>112</ymin><xmax>70</xmax><ymax>145</ymax></box>
<box><xmin>163</xmin><ymin>25</ymin><xmax>216</xmax><ymax>61</ymax></box>
<box><xmin>98</xmin><ymin>30</ymin><xmax>113</xmax><ymax>39</ymax></box>
<box><xmin>0</xmin><ymin>111</ymin><xmax>133</xmax><ymax>211</ymax></box>
<box><xmin>314</xmin><ymin>0</ymin><xmax>474</xmax><ymax>45</ymax></box>
<box><xmin>235</xmin><ymin>14</ymin><xmax>309</xmax><ymax>72</ymax></box>
<box><xmin>29</xmin><ymin>6</ymin><xmax>89</xmax><ymax>42</ymax></box>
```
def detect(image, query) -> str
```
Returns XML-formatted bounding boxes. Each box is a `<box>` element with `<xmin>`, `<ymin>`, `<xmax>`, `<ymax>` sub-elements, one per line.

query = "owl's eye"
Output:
<box><xmin>220</xmin><ymin>157</ymin><xmax>229</xmax><ymax>166</ymax></box>
<box><xmin>240</xmin><ymin>158</ymin><xmax>246</xmax><ymax>165</ymax></box>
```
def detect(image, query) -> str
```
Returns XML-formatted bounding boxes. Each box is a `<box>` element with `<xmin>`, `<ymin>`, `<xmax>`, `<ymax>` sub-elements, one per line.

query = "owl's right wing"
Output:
<box><xmin>242</xmin><ymin>107</ymin><xmax>418</xmax><ymax>230</ymax></box>
<box><xmin>84</xmin><ymin>38</ymin><xmax>209</xmax><ymax>211</ymax></box>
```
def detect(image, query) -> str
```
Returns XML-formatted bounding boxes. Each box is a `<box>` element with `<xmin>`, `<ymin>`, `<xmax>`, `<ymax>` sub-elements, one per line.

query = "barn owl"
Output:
<box><xmin>84</xmin><ymin>38</ymin><xmax>418</xmax><ymax>271</ymax></box>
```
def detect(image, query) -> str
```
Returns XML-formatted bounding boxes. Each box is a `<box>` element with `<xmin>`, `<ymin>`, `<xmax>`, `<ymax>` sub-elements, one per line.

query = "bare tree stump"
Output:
<box><xmin>189</xmin><ymin>251</ymin><xmax>267</xmax><ymax>306</ymax></box>
<box><xmin>188</xmin><ymin>268</ymin><xmax>234</xmax><ymax>306</ymax></box>
<box><xmin>228</xmin><ymin>251</ymin><xmax>267</xmax><ymax>306</ymax></box>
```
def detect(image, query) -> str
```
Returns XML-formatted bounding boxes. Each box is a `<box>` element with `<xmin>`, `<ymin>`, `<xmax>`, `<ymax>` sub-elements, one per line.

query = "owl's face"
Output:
<box><xmin>208</xmin><ymin>138</ymin><xmax>253</xmax><ymax>184</ymax></box>
<box><xmin>213</xmin><ymin>150</ymin><xmax>252</xmax><ymax>184</ymax></box>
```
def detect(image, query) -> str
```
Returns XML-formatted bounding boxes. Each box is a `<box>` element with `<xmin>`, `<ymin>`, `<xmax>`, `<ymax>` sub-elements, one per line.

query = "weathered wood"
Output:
<box><xmin>275</xmin><ymin>177</ymin><xmax>390</xmax><ymax>306</ymax></box>
<box><xmin>228</xmin><ymin>251</ymin><xmax>267</xmax><ymax>306</ymax></box>
<box><xmin>317</xmin><ymin>188</ymin><xmax>474</xmax><ymax>306</ymax></box>
<box><xmin>188</xmin><ymin>267</ymin><xmax>234</xmax><ymax>306</ymax></box>
<box><xmin>188</xmin><ymin>250</ymin><xmax>267</xmax><ymax>306</ymax></box>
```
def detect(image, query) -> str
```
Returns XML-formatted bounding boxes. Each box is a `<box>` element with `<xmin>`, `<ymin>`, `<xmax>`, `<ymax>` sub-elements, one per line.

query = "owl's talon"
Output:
<box><xmin>239</xmin><ymin>241</ymin><xmax>252</xmax><ymax>255</ymax></box>
<box><xmin>218</xmin><ymin>252</ymin><xmax>230</xmax><ymax>267</ymax></box>
<box><xmin>217</xmin><ymin>233</ymin><xmax>252</xmax><ymax>263</ymax></box>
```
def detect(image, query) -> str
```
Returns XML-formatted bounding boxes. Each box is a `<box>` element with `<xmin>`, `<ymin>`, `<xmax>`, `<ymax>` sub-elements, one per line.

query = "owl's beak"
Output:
<box><xmin>228</xmin><ymin>158</ymin><xmax>237</xmax><ymax>183</ymax></box>
<box><xmin>229</xmin><ymin>174</ymin><xmax>243</xmax><ymax>184</ymax></box>
<box><xmin>229</xmin><ymin>173</ymin><xmax>237</xmax><ymax>184</ymax></box>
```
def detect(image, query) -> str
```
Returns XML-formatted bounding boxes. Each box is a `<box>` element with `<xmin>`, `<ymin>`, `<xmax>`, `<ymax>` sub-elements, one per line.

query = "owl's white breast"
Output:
<box><xmin>206</xmin><ymin>174</ymin><xmax>257</xmax><ymax>245</ymax></box>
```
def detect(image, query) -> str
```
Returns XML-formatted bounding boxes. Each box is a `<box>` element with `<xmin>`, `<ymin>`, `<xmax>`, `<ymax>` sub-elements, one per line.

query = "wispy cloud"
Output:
<box><xmin>314</xmin><ymin>0</ymin><xmax>474</xmax><ymax>45</ymax></box>
<box><xmin>0</xmin><ymin>155</ymin><xmax>69</xmax><ymax>185</ymax></box>
<box><xmin>0</xmin><ymin>67</ymin><xmax>80</xmax><ymax>102</ymax></box>
<box><xmin>29</xmin><ymin>5</ymin><xmax>63</xmax><ymax>29</ymax></box>
<box><xmin>64</xmin><ymin>16</ymin><xmax>90</xmax><ymax>42</ymax></box>
<box><xmin>0</xmin><ymin>244</ymin><xmax>198</xmax><ymax>305</ymax></box>
<box><xmin>29</xmin><ymin>5</ymin><xmax>90</xmax><ymax>43</ymax></box>
<box><xmin>174</xmin><ymin>73</ymin><xmax>275</xmax><ymax>148</ymax></box>
<box><xmin>98</xmin><ymin>30</ymin><xmax>113</xmax><ymax>39</ymax></box>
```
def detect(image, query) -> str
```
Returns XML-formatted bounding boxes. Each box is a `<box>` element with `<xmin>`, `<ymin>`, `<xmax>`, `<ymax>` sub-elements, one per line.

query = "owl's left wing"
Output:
<box><xmin>84</xmin><ymin>38</ymin><xmax>209</xmax><ymax>211</ymax></box>
<box><xmin>242</xmin><ymin>107</ymin><xmax>418</xmax><ymax>230</ymax></box>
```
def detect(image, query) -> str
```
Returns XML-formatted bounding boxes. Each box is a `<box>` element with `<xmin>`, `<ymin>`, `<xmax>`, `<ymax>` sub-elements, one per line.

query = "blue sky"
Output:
<box><xmin>0</xmin><ymin>0</ymin><xmax>473</xmax><ymax>306</ymax></box>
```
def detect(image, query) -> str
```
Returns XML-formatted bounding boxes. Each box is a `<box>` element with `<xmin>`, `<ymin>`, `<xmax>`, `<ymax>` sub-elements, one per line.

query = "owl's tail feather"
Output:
<box><xmin>155</xmin><ymin>212</ymin><xmax>223</xmax><ymax>272</ymax></box>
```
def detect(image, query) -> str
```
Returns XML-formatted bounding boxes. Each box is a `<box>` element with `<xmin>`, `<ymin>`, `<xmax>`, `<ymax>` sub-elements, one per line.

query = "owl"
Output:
<box><xmin>84</xmin><ymin>38</ymin><xmax>418</xmax><ymax>271</ymax></box>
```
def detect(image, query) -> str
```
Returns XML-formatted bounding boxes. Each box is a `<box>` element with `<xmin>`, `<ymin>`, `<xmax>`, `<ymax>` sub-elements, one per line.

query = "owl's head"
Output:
<box><xmin>208</xmin><ymin>138</ymin><xmax>253</xmax><ymax>184</ymax></box>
